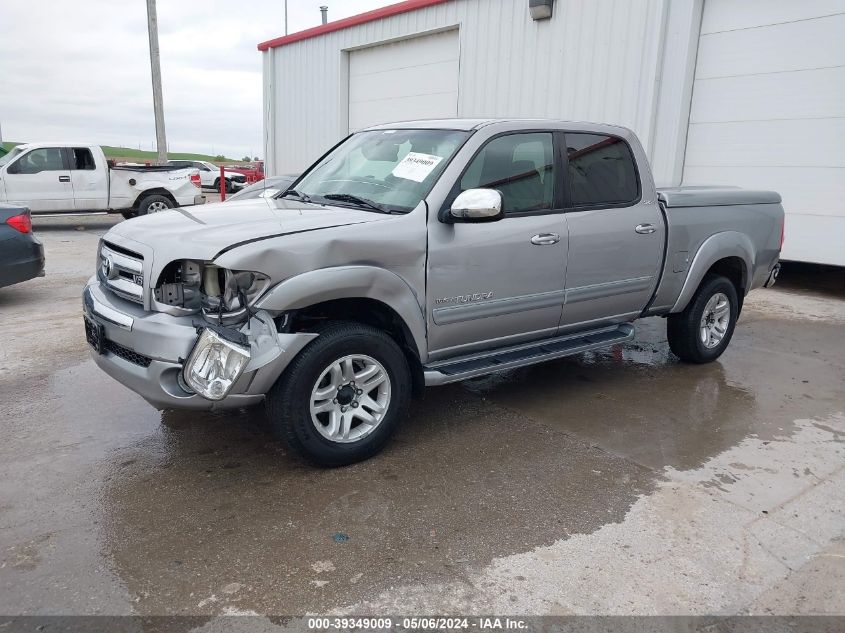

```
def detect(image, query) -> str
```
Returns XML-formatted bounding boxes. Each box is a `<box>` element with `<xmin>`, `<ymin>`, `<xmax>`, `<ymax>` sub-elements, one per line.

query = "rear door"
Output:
<box><xmin>560</xmin><ymin>132</ymin><xmax>664</xmax><ymax>331</ymax></box>
<box><xmin>68</xmin><ymin>147</ymin><xmax>108</xmax><ymax>211</ymax></box>
<box><xmin>426</xmin><ymin>131</ymin><xmax>568</xmax><ymax>358</ymax></box>
<box><xmin>2</xmin><ymin>147</ymin><xmax>74</xmax><ymax>212</ymax></box>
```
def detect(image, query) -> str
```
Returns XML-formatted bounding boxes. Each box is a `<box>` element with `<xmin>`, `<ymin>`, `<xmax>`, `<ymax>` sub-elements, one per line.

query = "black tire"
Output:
<box><xmin>266</xmin><ymin>322</ymin><xmax>411</xmax><ymax>467</ymax></box>
<box><xmin>225</xmin><ymin>179</ymin><xmax>234</xmax><ymax>193</ymax></box>
<box><xmin>667</xmin><ymin>274</ymin><xmax>739</xmax><ymax>364</ymax></box>
<box><xmin>137</xmin><ymin>194</ymin><xmax>174</xmax><ymax>216</ymax></box>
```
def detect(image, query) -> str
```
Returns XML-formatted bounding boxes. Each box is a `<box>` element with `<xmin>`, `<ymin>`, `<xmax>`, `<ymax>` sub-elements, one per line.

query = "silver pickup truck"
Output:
<box><xmin>83</xmin><ymin>119</ymin><xmax>783</xmax><ymax>466</ymax></box>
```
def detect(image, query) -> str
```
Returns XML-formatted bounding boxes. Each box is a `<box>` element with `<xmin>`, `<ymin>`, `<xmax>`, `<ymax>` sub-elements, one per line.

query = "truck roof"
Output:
<box><xmin>363</xmin><ymin>118</ymin><xmax>634</xmax><ymax>136</ymax></box>
<box><xmin>13</xmin><ymin>142</ymin><xmax>98</xmax><ymax>150</ymax></box>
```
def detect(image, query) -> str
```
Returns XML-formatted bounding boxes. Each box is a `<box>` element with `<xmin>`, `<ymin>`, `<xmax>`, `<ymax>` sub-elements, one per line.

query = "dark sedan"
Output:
<box><xmin>0</xmin><ymin>205</ymin><xmax>45</xmax><ymax>288</ymax></box>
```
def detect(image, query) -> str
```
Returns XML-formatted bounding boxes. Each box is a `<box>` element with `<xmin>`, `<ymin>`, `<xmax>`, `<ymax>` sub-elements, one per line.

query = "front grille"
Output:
<box><xmin>104</xmin><ymin>339</ymin><xmax>152</xmax><ymax>368</ymax></box>
<box><xmin>99</xmin><ymin>241</ymin><xmax>144</xmax><ymax>304</ymax></box>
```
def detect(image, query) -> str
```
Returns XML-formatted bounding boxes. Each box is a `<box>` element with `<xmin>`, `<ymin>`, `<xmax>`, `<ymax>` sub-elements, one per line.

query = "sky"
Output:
<box><xmin>0</xmin><ymin>0</ymin><xmax>395</xmax><ymax>159</ymax></box>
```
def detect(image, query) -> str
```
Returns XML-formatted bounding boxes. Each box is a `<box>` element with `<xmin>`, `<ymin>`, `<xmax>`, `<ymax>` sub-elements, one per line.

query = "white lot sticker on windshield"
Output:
<box><xmin>392</xmin><ymin>152</ymin><xmax>444</xmax><ymax>182</ymax></box>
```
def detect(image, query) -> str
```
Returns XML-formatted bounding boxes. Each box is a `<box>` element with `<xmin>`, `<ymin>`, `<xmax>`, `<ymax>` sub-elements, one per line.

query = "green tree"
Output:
<box><xmin>214</xmin><ymin>154</ymin><xmax>225</xmax><ymax>161</ymax></box>
<box><xmin>242</xmin><ymin>155</ymin><xmax>251</xmax><ymax>162</ymax></box>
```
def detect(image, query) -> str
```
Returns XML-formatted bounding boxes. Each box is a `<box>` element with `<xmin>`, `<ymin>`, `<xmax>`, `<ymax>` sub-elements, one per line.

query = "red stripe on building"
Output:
<box><xmin>257</xmin><ymin>0</ymin><xmax>452</xmax><ymax>51</ymax></box>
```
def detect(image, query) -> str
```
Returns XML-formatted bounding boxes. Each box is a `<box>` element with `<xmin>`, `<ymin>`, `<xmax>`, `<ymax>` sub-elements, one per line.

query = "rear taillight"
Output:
<box><xmin>190</xmin><ymin>173</ymin><xmax>201</xmax><ymax>188</ymax></box>
<box><xmin>780</xmin><ymin>217</ymin><xmax>785</xmax><ymax>249</ymax></box>
<box><xmin>5</xmin><ymin>212</ymin><xmax>32</xmax><ymax>234</ymax></box>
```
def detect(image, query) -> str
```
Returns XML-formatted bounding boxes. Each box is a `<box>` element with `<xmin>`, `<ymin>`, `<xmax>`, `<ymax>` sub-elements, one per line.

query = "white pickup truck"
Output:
<box><xmin>0</xmin><ymin>143</ymin><xmax>205</xmax><ymax>218</ymax></box>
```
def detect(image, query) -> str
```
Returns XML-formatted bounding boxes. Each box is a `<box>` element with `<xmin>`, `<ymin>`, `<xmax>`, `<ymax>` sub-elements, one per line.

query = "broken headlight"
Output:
<box><xmin>200</xmin><ymin>264</ymin><xmax>270</xmax><ymax>323</ymax></box>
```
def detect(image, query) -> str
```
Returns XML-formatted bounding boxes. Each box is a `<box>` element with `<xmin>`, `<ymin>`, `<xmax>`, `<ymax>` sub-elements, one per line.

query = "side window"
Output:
<box><xmin>13</xmin><ymin>148</ymin><xmax>65</xmax><ymax>174</ymax></box>
<box><xmin>565</xmin><ymin>133</ymin><xmax>639</xmax><ymax>207</ymax></box>
<box><xmin>71</xmin><ymin>148</ymin><xmax>96</xmax><ymax>170</ymax></box>
<box><xmin>460</xmin><ymin>133</ymin><xmax>555</xmax><ymax>213</ymax></box>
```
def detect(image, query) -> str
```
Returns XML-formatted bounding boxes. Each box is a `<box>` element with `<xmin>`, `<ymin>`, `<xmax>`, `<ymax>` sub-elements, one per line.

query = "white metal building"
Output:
<box><xmin>260</xmin><ymin>0</ymin><xmax>845</xmax><ymax>265</ymax></box>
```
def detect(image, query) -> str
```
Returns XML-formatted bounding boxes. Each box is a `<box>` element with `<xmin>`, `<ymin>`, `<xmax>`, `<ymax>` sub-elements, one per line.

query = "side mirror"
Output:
<box><xmin>449</xmin><ymin>189</ymin><xmax>504</xmax><ymax>222</ymax></box>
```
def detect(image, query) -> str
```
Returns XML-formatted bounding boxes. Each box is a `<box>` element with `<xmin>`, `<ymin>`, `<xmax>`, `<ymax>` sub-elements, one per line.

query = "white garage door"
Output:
<box><xmin>683</xmin><ymin>0</ymin><xmax>845</xmax><ymax>265</ymax></box>
<box><xmin>348</xmin><ymin>29</ymin><xmax>459</xmax><ymax>133</ymax></box>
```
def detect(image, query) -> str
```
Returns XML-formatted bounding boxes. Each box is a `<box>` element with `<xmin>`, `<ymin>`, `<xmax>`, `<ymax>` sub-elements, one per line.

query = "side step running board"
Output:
<box><xmin>423</xmin><ymin>324</ymin><xmax>635</xmax><ymax>386</ymax></box>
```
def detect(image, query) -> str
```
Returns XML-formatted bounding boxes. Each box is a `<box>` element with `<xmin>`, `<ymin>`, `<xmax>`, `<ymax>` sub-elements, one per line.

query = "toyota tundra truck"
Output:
<box><xmin>83</xmin><ymin>119</ymin><xmax>783</xmax><ymax>466</ymax></box>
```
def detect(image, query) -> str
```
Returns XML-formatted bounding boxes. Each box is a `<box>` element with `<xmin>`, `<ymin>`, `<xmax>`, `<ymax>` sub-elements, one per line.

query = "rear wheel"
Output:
<box><xmin>137</xmin><ymin>194</ymin><xmax>173</xmax><ymax>216</ymax></box>
<box><xmin>667</xmin><ymin>274</ymin><xmax>738</xmax><ymax>363</ymax></box>
<box><xmin>266</xmin><ymin>322</ymin><xmax>411</xmax><ymax>467</ymax></box>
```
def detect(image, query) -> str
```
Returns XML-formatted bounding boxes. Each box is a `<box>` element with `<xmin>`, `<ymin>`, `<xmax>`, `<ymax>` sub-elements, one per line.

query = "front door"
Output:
<box><xmin>559</xmin><ymin>132</ymin><xmax>664</xmax><ymax>331</ymax></box>
<box><xmin>426</xmin><ymin>132</ymin><xmax>568</xmax><ymax>359</ymax></box>
<box><xmin>3</xmin><ymin>147</ymin><xmax>74</xmax><ymax>212</ymax></box>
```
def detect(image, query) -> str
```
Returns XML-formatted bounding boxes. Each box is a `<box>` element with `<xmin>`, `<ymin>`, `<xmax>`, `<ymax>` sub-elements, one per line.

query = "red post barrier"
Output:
<box><xmin>219</xmin><ymin>165</ymin><xmax>226</xmax><ymax>201</ymax></box>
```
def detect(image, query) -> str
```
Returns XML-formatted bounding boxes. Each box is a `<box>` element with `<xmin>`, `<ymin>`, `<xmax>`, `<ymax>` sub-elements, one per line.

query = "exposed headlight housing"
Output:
<box><xmin>201</xmin><ymin>265</ymin><xmax>271</xmax><ymax>323</ymax></box>
<box><xmin>183</xmin><ymin>328</ymin><xmax>251</xmax><ymax>401</ymax></box>
<box><xmin>154</xmin><ymin>260</ymin><xmax>270</xmax><ymax>324</ymax></box>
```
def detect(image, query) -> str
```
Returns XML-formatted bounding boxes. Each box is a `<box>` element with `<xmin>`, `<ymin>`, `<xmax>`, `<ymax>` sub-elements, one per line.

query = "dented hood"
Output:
<box><xmin>106</xmin><ymin>198</ymin><xmax>389</xmax><ymax>261</ymax></box>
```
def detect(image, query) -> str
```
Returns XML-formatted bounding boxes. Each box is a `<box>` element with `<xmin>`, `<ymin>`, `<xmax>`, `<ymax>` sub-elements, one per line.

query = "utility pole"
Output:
<box><xmin>146</xmin><ymin>0</ymin><xmax>168</xmax><ymax>165</ymax></box>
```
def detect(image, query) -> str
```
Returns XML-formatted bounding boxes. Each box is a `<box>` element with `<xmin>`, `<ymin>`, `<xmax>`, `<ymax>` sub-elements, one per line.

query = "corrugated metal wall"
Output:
<box><xmin>683</xmin><ymin>0</ymin><xmax>845</xmax><ymax>266</ymax></box>
<box><xmin>263</xmin><ymin>0</ymin><xmax>702</xmax><ymax>184</ymax></box>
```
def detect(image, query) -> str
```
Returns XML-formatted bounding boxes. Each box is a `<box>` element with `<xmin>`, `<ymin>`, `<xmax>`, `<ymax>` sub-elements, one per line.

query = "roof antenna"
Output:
<box><xmin>320</xmin><ymin>6</ymin><xmax>328</xmax><ymax>25</ymax></box>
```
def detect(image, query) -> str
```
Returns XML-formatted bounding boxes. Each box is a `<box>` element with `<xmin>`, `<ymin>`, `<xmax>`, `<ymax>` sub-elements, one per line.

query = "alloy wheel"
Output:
<box><xmin>309</xmin><ymin>354</ymin><xmax>391</xmax><ymax>443</ymax></box>
<box><xmin>699</xmin><ymin>292</ymin><xmax>730</xmax><ymax>349</ymax></box>
<box><xmin>147</xmin><ymin>201</ymin><xmax>170</xmax><ymax>213</ymax></box>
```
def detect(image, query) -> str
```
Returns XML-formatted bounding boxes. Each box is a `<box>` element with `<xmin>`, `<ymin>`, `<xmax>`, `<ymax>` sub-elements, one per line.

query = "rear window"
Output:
<box><xmin>565</xmin><ymin>133</ymin><xmax>639</xmax><ymax>207</ymax></box>
<box><xmin>71</xmin><ymin>148</ymin><xmax>96</xmax><ymax>170</ymax></box>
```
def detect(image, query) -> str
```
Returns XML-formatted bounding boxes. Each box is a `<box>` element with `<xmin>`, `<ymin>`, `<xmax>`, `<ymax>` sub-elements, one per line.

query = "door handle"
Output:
<box><xmin>530</xmin><ymin>233</ymin><xmax>560</xmax><ymax>245</ymax></box>
<box><xmin>59</xmin><ymin>175</ymin><xmax>70</xmax><ymax>183</ymax></box>
<box><xmin>635</xmin><ymin>223</ymin><xmax>656</xmax><ymax>234</ymax></box>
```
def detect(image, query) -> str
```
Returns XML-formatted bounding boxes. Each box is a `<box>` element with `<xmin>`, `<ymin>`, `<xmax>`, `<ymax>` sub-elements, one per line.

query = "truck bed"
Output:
<box><xmin>657</xmin><ymin>186</ymin><xmax>781</xmax><ymax>208</ymax></box>
<box><xmin>647</xmin><ymin>185</ymin><xmax>784</xmax><ymax>316</ymax></box>
<box><xmin>110</xmin><ymin>165</ymin><xmax>193</xmax><ymax>172</ymax></box>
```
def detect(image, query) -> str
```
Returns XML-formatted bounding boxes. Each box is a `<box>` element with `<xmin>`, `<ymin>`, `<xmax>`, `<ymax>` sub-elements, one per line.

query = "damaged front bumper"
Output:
<box><xmin>82</xmin><ymin>278</ymin><xmax>316</xmax><ymax>410</ymax></box>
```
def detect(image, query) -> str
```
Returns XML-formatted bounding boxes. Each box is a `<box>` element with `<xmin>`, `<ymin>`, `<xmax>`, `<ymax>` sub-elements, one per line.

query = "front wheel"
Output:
<box><xmin>667</xmin><ymin>274</ymin><xmax>738</xmax><ymax>363</ymax></box>
<box><xmin>266</xmin><ymin>322</ymin><xmax>411</xmax><ymax>467</ymax></box>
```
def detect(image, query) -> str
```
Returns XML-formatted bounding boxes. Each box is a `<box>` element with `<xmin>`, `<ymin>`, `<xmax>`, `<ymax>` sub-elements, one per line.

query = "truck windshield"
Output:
<box><xmin>287</xmin><ymin>129</ymin><xmax>470</xmax><ymax>213</ymax></box>
<box><xmin>0</xmin><ymin>147</ymin><xmax>22</xmax><ymax>167</ymax></box>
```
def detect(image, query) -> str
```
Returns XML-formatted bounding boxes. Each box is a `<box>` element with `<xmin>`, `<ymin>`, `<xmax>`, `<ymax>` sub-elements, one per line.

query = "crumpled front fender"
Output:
<box><xmin>255</xmin><ymin>265</ymin><xmax>427</xmax><ymax>360</ymax></box>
